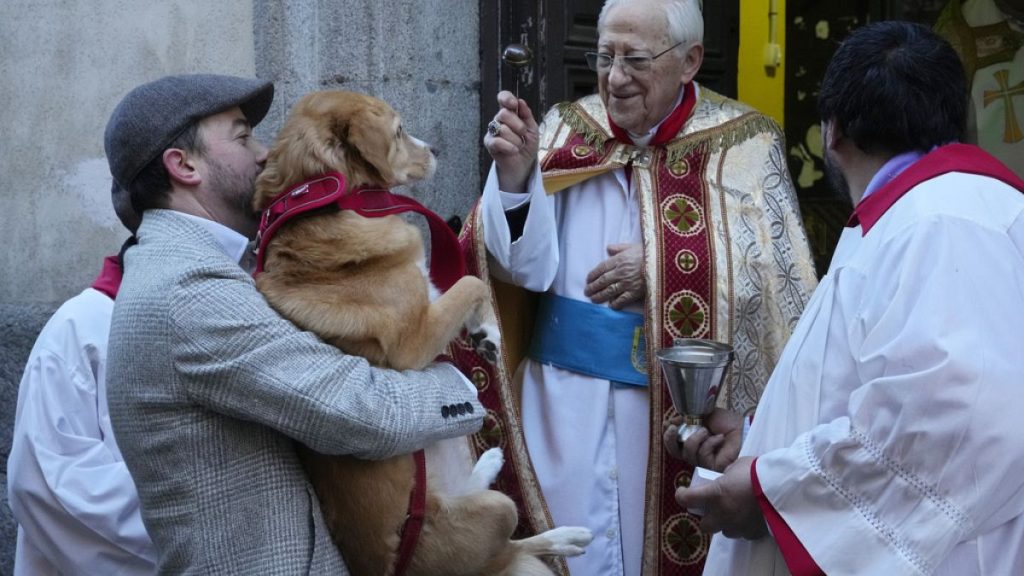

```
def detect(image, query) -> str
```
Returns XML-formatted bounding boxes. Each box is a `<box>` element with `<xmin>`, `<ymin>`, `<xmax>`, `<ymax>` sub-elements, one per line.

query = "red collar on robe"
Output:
<box><xmin>90</xmin><ymin>256</ymin><xmax>123</xmax><ymax>300</ymax></box>
<box><xmin>848</xmin><ymin>143</ymin><xmax>1024</xmax><ymax>235</ymax></box>
<box><xmin>253</xmin><ymin>172</ymin><xmax>465</xmax><ymax>290</ymax></box>
<box><xmin>607</xmin><ymin>82</ymin><xmax>696</xmax><ymax>147</ymax></box>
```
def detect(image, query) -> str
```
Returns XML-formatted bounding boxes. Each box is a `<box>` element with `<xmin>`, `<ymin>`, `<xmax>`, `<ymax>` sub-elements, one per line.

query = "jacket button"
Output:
<box><xmin>442</xmin><ymin>405</ymin><xmax>450</xmax><ymax>418</ymax></box>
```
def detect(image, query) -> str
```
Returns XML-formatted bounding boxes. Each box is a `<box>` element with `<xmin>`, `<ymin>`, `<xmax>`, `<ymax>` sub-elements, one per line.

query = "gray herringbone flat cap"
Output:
<box><xmin>104</xmin><ymin>73</ymin><xmax>274</xmax><ymax>188</ymax></box>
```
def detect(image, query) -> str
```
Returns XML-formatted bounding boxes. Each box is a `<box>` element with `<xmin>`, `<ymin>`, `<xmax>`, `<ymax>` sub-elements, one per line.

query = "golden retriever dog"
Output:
<box><xmin>251</xmin><ymin>90</ymin><xmax>593</xmax><ymax>576</ymax></box>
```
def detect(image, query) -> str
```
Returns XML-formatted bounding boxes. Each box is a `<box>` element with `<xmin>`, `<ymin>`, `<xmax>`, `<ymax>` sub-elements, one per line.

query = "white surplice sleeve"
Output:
<box><xmin>480</xmin><ymin>161</ymin><xmax>559</xmax><ymax>291</ymax></box>
<box><xmin>7</xmin><ymin>303</ymin><xmax>156</xmax><ymax>575</ymax></box>
<box><xmin>755</xmin><ymin>208</ymin><xmax>1024</xmax><ymax>575</ymax></box>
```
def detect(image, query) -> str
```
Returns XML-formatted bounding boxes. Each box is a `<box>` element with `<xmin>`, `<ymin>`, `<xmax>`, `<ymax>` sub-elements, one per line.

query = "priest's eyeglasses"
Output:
<box><xmin>585</xmin><ymin>41</ymin><xmax>684</xmax><ymax>73</ymax></box>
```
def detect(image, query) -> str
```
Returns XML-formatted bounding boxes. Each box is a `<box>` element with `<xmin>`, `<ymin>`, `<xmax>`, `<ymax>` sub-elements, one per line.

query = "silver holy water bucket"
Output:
<box><xmin>656</xmin><ymin>338</ymin><xmax>735</xmax><ymax>442</ymax></box>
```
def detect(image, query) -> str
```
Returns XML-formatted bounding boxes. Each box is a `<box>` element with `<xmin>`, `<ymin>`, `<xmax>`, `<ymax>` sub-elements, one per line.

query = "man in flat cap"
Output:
<box><xmin>103</xmin><ymin>74</ymin><xmax>484</xmax><ymax>574</ymax></box>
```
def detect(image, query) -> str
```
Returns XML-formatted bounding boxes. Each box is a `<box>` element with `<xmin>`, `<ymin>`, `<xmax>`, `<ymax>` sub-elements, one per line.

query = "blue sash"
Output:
<box><xmin>527</xmin><ymin>293</ymin><xmax>648</xmax><ymax>387</ymax></box>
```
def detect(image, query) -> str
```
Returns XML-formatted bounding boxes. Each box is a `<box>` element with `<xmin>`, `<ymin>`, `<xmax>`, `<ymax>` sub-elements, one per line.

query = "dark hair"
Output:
<box><xmin>117</xmin><ymin>235</ymin><xmax>137</xmax><ymax>271</ymax></box>
<box><xmin>817</xmin><ymin>21</ymin><xmax>967</xmax><ymax>155</ymax></box>
<box><xmin>128</xmin><ymin>122</ymin><xmax>204</xmax><ymax>214</ymax></box>
<box><xmin>111</xmin><ymin>180</ymin><xmax>141</xmax><ymax>234</ymax></box>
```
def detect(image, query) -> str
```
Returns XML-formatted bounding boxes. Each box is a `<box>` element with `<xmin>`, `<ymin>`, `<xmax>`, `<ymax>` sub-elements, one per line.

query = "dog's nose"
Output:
<box><xmin>430</xmin><ymin>146</ymin><xmax>440</xmax><ymax>157</ymax></box>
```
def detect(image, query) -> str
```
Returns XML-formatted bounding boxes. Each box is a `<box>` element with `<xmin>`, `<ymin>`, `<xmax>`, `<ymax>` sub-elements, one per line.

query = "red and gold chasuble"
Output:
<box><xmin>449</xmin><ymin>87</ymin><xmax>818</xmax><ymax>575</ymax></box>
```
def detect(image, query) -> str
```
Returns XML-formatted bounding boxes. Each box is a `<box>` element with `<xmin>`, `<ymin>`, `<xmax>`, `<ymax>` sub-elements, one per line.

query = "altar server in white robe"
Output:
<box><xmin>672</xmin><ymin>21</ymin><xmax>1024</xmax><ymax>575</ymax></box>
<box><xmin>7</xmin><ymin>184</ymin><xmax>156</xmax><ymax>575</ymax></box>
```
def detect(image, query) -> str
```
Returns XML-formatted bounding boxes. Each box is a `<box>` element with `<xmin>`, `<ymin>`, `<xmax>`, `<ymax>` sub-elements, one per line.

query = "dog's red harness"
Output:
<box><xmin>393</xmin><ymin>448</ymin><xmax>428</xmax><ymax>576</ymax></box>
<box><xmin>253</xmin><ymin>172</ymin><xmax>466</xmax><ymax>575</ymax></box>
<box><xmin>253</xmin><ymin>171</ymin><xmax>465</xmax><ymax>288</ymax></box>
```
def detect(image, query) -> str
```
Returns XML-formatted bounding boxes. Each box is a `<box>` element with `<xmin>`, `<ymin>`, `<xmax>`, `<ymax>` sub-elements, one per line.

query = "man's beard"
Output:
<box><xmin>823</xmin><ymin>149</ymin><xmax>852</xmax><ymax>203</ymax></box>
<box><xmin>206</xmin><ymin>156</ymin><xmax>259</xmax><ymax>225</ymax></box>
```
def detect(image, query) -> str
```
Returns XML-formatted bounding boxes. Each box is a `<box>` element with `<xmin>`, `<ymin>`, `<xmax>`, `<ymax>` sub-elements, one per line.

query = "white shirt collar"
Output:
<box><xmin>177</xmin><ymin>212</ymin><xmax>251</xmax><ymax>265</ymax></box>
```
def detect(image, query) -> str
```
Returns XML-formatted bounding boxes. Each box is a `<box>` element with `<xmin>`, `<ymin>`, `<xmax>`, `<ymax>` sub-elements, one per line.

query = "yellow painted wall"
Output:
<box><xmin>737</xmin><ymin>0</ymin><xmax>786</xmax><ymax>124</ymax></box>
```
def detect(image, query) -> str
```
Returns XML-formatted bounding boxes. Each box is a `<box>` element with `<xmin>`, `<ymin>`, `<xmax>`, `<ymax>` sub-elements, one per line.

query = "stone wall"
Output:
<box><xmin>0</xmin><ymin>1</ymin><xmax>481</xmax><ymax>573</ymax></box>
<box><xmin>252</xmin><ymin>0</ymin><xmax>482</xmax><ymax>223</ymax></box>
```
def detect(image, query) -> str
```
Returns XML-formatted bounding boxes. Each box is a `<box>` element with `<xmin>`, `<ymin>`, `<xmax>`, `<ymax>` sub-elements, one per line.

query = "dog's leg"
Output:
<box><xmin>387</xmin><ymin>275</ymin><xmax>497</xmax><ymax>369</ymax></box>
<box><xmin>466</xmin><ymin>447</ymin><xmax>504</xmax><ymax>492</ymax></box>
<box><xmin>411</xmin><ymin>489</ymin><xmax>521</xmax><ymax>576</ymax></box>
<box><xmin>424</xmin><ymin>269</ymin><xmax>499</xmax><ymax>363</ymax></box>
<box><xmin>458</xmin><ymin>279</ymin><xmax>501</xmax><ymax>363</ymax></box>
<box><xmin>512</xmin><ymin>526</ymin><xmax>594</xmax><ymax>557</ymax></box>
<box><xmin>487</xmin><ymin>555</ymin><xmax>557</xmax><ymax>576</ymax></box>
<box><xmin>416</xmin><ymin>459</ymin><xmax>591</xmax><ymax>576</ymax></box>
<box><xmin>481</xmin><ymin>526</ymin><xmax>593</xmax><ymax>576</ymax></box>
<box><xmin>467</xmin><ymin>321</ymin><xmax>501</xmax><ymax>364</ymax></box>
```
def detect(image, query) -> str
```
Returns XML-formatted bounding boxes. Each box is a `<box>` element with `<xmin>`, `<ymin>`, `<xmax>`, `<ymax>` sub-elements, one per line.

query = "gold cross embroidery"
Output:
<box><xmin>983</xmin><ymin>69</ymin><xmax>1024</xmax><ymax>143</ymax></box>
<box><xmin>678</xmin><ymin>251</ymin><xmax>698</xmax><ymax>272</ymax></box>
<box><xmin>471</xmin><ymin>368</ymin><xmax>488</xmax><ymax>390</ymax></box>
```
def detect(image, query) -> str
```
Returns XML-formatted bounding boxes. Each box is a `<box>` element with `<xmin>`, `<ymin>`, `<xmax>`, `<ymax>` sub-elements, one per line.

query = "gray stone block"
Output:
<box><xmin>253</xmin><ymin>0</ymin><xmax>482</xmax><ymax>236</ymax></box>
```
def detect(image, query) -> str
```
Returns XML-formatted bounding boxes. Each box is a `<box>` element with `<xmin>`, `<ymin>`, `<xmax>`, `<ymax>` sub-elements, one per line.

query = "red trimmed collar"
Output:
<box><xmin>848</xmin><ymin>143</ymin><xmax>1024</xmax><ymax>235</ymax></box>
<box><xmin>608</xmin><ymin>82</ymin><xmax>696</xmax><ymax>147</ymax></box>
<box><xmin>254</xmin><ymin>172</ymin><xmax>465</xmax><ymax>290</ymax></box>
<box><xmin>90</xmin><ymin>255</ymin><xmax>123</xmax><ymax>300</ymax></box>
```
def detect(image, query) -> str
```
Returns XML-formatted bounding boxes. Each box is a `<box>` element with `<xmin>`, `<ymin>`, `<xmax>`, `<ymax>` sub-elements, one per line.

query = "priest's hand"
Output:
<box><xmin>485</xmin><ymin>91</ymin><xmax>540</xmax><ymax>193</ymax></box>
<box><xmin>584</xmin><ymin>243</ymin><xmax>644</xmax><ymax>309</ymax></box>
<box><xmin>664</xmin><ymin>409</ymin><xmax>743</xmax><ymax>472</ymax></box>
<box><xmin>676</xmin><ymin>456</ymin><xmax>768</xmax><ymax>540</ymax></box>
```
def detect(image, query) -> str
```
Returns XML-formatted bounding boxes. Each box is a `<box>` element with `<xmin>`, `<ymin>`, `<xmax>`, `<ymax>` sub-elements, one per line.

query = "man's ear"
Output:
<box><xmin>821</xmin><ymin>119</ymin><xmax>842</xmax><ymax>151</ymax></box>
<box><xmin>162</xmin><ymin>148</ymin><xmax>202</xmax><ymax>187</ymax></box>
<box><xmin>680</xmin><ymin>43</ymin><xmax>704</xmax><ymax>85</ymax></box>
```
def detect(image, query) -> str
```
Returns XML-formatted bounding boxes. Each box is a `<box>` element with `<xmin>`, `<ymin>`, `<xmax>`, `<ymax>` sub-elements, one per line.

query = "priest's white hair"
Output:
<box><xmin>597</xmin><ymin>0</ymin><xmax>704</xmax><ymax>48</ymax></box>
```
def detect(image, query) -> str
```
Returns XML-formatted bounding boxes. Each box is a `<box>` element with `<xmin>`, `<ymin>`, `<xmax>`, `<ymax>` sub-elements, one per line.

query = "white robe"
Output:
<box><xmin>7</xmin><ymin>287</ymin><xmax>157</xmax><ymax>575</ymax></box>
<box><xmin>705</xmin><ymin>171</ymin><xmax>1024</xmax><ymax>575</ymax></box>
<box><xmin>482</xmin><ymin>159</ymin><xmax>649</xmax><ymax>576</ymax></box>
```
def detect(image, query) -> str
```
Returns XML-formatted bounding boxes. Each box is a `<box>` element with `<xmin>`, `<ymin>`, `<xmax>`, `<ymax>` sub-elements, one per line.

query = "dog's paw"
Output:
<box><xmin>467</xmin><ymin>447</ymin><xmax>504</xmax><ymax>490</ymax></box>
<box><xmin>539</xmin><ymin>526</ymin><xmax>594</xmax><ymax>557</ymax></box>
<box><xmin>469</xmin><ymin>323</ymin><xmax>501</xmax><ymax>364</ymax></box>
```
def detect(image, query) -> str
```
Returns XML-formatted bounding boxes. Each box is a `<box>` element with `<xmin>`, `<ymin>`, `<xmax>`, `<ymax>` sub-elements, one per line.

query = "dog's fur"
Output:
<box><xmin>252</xmin><ymin>90</ymin><xmax>592</xmax><ymax>576</ymax></box>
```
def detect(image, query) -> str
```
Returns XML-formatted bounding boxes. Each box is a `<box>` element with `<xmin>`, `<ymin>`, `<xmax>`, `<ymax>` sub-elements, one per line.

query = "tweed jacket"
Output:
<box><xmin>106</xmin><ymin>209</ymin><xmax>483</xmax><ymax>575</ymax></box>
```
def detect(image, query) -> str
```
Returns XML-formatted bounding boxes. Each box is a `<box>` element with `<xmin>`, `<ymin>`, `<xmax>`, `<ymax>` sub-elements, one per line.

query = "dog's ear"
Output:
<box><xmin>255</xmin><ymin>95</ymin><xmax>351</xmax><ymax>208</ymax></box>
<box><xmin>345</xmin><ymin>106</ymin><xmax>397</xmax><ymax>185</ymax></box>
